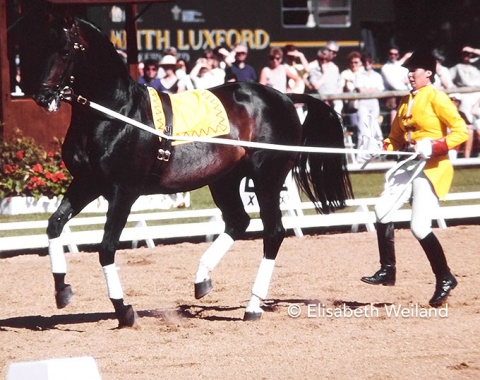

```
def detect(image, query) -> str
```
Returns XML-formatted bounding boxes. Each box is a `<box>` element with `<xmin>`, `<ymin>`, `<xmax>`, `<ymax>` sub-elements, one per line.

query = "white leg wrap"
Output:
<box><xmin>102</xmin><ymin>264</ymin><xmax>124</xmax><ymax>300</ymax></box>
<box><xmin>49</xmin><ymin>237</ymin><xmax>67</xmax><ymax>274</ymax></box>
<box><xmin>194</xmin><ymin>233</ymin><xmax>234</xmax><ymax>283</ymax></box>
<box><xmin>251</xmin><ymin>258</ymin><xmax>276</xmax><ymax>299</ymax></box>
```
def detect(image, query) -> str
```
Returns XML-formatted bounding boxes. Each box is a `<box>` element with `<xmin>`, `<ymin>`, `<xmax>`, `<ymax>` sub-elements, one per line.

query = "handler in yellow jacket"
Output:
<box><xmin>361</xmin><ymin>50</ymin><xmax>469</xmax><ymax>307</ymax></box>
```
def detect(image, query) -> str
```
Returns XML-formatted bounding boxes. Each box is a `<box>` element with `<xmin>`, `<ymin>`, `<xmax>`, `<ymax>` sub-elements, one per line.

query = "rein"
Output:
<box><xmin>62</xmin><ymin>88</ymin><xmax>414</xmax><ymax>158</ymax></box>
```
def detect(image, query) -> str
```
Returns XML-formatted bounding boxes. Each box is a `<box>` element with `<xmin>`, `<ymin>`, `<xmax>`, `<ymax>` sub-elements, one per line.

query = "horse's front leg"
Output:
<box><xmin>99</xmin><ymin>187</ymin><xmax>139</xmax><ymax>328</ymax></box>
<box><xmin>47</xmin><ymin>178</ymin><xmax>100</xmax><ymax>309</ymax></box>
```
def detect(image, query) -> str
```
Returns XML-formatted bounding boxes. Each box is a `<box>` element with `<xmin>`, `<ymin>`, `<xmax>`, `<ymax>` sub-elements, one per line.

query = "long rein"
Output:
<box><xmin>60</xmin><ymin>87</ymin><xmax>414</xmax><ymax>158</ymax></box>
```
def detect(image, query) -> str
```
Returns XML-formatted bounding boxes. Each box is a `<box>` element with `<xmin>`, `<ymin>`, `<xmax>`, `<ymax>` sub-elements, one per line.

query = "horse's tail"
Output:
<box><xmin>287</xmin><ymin>93</ymin><xmax>354</xmax><ymax>214</ymax></box>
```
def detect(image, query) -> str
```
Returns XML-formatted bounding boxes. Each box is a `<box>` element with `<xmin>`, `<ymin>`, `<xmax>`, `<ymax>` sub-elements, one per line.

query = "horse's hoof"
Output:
<box><xmin>243</xmin><ymin>311</ymin><xmax>263</xmax><ymax>321</ymax></box>
<box><xmin>55</xmin><ymin>284</ymin><xmax>73</xmax><ymax>309</ymax></box>
<box><xmin>117</xmin><ymin>305</ymin><xmax>136</xmax><ymax>328</ymax></box>
<box><xmin>194</xmin><ymin>278</ymin><xmax>213</xmax><ymax>299</ymax></box>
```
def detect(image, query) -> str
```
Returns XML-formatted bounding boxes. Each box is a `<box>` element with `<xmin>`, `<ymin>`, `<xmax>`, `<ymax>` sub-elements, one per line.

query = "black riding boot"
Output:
<box><xmin>419</xmin><ymin>232</ymin><xmax>457</xmax><ymax>307</ymax></box>
<box><xmin>361</xmin><ymin>222</ymin><xmax>396</xmax><ymax>286</ymax></box>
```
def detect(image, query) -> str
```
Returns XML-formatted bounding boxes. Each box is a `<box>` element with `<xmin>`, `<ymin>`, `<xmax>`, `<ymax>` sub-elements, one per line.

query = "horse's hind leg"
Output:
<box><xmin>194</xmin><ymin>175</ymin><xmax>250</xmax><ymax>299</ymax></box>
<box><xmin>47</xmin><ymin>178</ymin><xmax>100</xmax><ymax>309</ymax></box>
<box><xmin>244</xmin><ymin>170</ymin><xmax>288</xmax><ymax>321</ymax></box>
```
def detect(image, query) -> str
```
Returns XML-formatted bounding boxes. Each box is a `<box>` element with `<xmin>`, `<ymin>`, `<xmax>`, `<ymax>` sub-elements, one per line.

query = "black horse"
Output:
<box><xmin>33</xmin><ymin>16</ymin><xmax>352</xmax><ymax>326</ymax></box>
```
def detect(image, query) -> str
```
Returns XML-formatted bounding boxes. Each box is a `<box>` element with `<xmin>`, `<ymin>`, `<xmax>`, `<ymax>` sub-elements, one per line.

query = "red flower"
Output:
<box><xmin>3</xmin><ymin>164</ymin><xmax>14</xmax><ymax>174</ymax></box>
<box><xmin>16</xmin><ymin>150</ymin><xmax>24</xmax><ymax>160</ymax></box>
<box><xmin>32</xmin><ymin>164</ymin><xmax>43</xmax><ymax>173</ymax></box>
<box><xmin>47</xmin><ymin>151</ymin><xmax>54</xmax><ymax>157</ymax></box>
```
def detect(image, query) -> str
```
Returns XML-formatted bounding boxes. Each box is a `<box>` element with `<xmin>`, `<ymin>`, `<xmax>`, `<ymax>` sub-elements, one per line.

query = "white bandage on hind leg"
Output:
<box><xmin>251</xmin><ymin>258</ymin><xmax>276</xmax><ymax>299</ymax></box>
<box><xmin>195</xmin><ymin>233</ymin><xmax>234</xmax><ymax>283</ymax></box>
<box><xmin>102</xmin><ymin>264</ymin><xmax>124</xmax><ymax>299</ymax></box>
<box><xmin>48</xmin><ymin>237</ymin><xmax>67</xmax><ymax>274</ymax></box>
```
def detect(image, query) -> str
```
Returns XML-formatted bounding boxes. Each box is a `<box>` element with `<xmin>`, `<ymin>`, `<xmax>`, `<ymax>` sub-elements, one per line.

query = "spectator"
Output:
<box><xmin>176</xmin><ymin>58</ymin><xmax>194</xmax><ymax>91</ymax></box>
<box><xmin>283</xmin><ymin>44</ymin><xmax>310</xmax><ymax>94</ymax></box>
<box><xmin>157</xmin><ymin>55</ymin><xmax>185</xmax><ymax>93</ymax></box>
<box><xmin>259</xmin><ymin>47</ymin><xmax>301</xmax><ymax>93</ymax></box>
<box><xmin>468</xmin><ymin>95</ymin><xmax>480</xmax><ymax>157</ymax></box>
<box><xmin>225</xmin><ymin>43</ymin><xmax>257</xmax><ymax>82</ymax></box>
<box><xmin>433</xmin><ymin>49</ymin><xmax>454</xmax><ymax>90</ymax></box>
<box><xmin>380</xmin><ymin>46</ymin><xmax>411</xmax><ymax>123</ymax></box>
<box><xmin>354</xmin><ymin>52</ymin><xmax>385</xmax><ymax>159</ymax></box>
<box><xmin>450</xmin><ymin>46</ymin><xmax>480</xmax><ymax>124</ymax></box>
<box><xmin>341</xmin><ymin>50</ymin><xmax>363</xmax><ymax>118</ymax></box>
<box><xmin>189</xmin><ymin>58</ymin><xmax>224</xmax><ymax>89</ymax></box>
<box><xmin>308</xmin><ymin>47</ymin><xmax>343</xmax><ymax>114</ymax></box>
<box><xmin>138</xmin><ymin>59</ymin><xmax>162</xmax><ymax>91</ymax></box>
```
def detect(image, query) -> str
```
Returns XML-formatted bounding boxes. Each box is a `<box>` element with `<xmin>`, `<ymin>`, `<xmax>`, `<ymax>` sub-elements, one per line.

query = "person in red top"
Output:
<box><xmin>361</xmin><ymin>50</ymin><xmax>469</xmax><ymax>307</ymax></box>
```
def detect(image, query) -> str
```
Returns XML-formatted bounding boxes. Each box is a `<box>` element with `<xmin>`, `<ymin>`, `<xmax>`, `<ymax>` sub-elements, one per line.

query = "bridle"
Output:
<box><xmin>40</xmin><ymin>19</ymin><xmax>86</xmax><ymax>105</ymax></box>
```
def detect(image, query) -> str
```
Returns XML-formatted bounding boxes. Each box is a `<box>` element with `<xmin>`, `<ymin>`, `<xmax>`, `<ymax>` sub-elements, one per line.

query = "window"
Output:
<box><xmin>282</xmin><ymin>0</ymin><xmax>352</xmax><ymax>28</ymax></box>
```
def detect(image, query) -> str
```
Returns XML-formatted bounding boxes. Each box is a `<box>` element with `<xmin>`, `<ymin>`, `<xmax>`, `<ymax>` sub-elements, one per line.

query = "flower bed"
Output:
<box><xmin>0</xmin><ymin>135</ymin><xmax>71</xmax><ymax>200</ymax></box>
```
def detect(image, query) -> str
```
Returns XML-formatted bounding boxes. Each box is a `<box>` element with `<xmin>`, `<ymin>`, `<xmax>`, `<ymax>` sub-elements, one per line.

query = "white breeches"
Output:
<box><xmin>375</xmin><ymin>172</ymin><xmax>439</xmax><ymax>240</ymax></box>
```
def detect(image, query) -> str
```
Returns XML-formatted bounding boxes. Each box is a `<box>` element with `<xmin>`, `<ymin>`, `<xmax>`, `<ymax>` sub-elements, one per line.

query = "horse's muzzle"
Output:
<box><xmin>33</xmin><ymin>85</ymin><xmax>62</xmax><ymax>113</ymax></box>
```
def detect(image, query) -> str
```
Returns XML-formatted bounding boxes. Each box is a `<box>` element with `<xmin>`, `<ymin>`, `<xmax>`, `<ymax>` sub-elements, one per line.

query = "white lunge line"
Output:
<box><xmin>74</xmin><ymin>94</ymin><xmax>414</xmax><ymax>158</ymax></box>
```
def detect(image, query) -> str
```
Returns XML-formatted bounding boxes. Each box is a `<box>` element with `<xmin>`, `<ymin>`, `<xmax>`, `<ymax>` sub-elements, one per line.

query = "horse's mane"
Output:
<box><xmin>74</xmin><ymin>18</ymin><xmax>131</xmax><ymax>84</ymax></box>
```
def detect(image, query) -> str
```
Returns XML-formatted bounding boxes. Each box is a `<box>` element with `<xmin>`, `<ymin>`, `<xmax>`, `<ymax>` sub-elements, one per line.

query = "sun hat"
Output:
<box><xmin>159</xmin><ymin>55</ymin><xmax>178</xmax><ymax>66</ymax></box>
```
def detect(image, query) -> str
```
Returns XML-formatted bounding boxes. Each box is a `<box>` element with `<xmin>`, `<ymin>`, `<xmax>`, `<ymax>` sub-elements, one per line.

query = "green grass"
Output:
<box><xmin>1</xmin><ymin>167</ymin><xmax>479</xmax><ymax>237</ymax></box>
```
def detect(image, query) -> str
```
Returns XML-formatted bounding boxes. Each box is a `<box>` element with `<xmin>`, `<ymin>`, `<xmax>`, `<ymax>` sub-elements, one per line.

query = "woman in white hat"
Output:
<box><xmin>158</xmin><ymin>55</ymin><xmax>185</xmax><ymax>93</ymax></box>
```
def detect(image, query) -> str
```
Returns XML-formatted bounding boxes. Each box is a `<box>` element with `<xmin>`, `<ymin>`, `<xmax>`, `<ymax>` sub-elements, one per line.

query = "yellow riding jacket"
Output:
<box><xmin>384</xmin><ymin>85</ymin><xmax>469</xmax><ymax>200</ymax></box>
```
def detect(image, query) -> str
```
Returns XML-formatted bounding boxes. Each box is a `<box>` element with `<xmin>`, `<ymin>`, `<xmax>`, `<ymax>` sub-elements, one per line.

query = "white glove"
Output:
<box><xmin>415</xmin><ymin>138</ymin><xmax>432</xmax><ymax>159</ymax></box>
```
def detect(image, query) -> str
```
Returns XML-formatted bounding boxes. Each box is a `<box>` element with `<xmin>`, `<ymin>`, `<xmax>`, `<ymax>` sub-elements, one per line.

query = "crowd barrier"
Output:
<box><xmin>1</xmin><ymin>172</ymin><xmax>479</xmax><ymax>254</ymax></box>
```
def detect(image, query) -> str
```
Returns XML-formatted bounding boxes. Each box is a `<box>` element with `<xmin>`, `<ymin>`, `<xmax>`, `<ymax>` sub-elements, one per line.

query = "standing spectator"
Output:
<box><xmin>381</xmin><ymin>46</ymin><xmax>411</xmax><ymax>123</ymax></box>
<box><xmin>259</xmin><ymin>48</ymin><xmax>300</xmax><ymax>93</ymax></box>
<box><xmin>176</xmin><ymin>58</ymin><xmax>194</xmax><ymax>91</ymax></box>
<box><xmin>283</xmin><ymin>44</ymin><xmax>310</xmax><ymax>94</ymax></box>
<box><xmin>157</xmin><ymin>55</ymin><xmax>185</xmax><ymax>93</ymax></box>
<box><xmin>308</xmin><ymin>47</ymin><xmax>343</xmax><ymax>114</ymax></box>
<box><xmin>225</xmin><ymin>43</ymin><xmax>257</xmax><ymax>82</ymax></box>
<box><xmin>433</xmin><ymin>49</ymin><xmax>454</xmax><ymax>90</ymax></box>
<box><xmin>361</xmin><ymin>50</ymin><xmax>469</xmax><ymax>307</ymax></box>
<box><xmin>138</xmin><ymin>59</ymin><xmax>162</xmax><ymax>91</ymax></box>
<box><xmin>354</xmin><ymin>53</ymin><xmax>385</xmax><ymax>158</ymax></box>
<box><xmin>341</xmin><ymin>51</ymin><xmax>363</xmax><ymax>129</ymax></box>
<box><xmin>189</xmin><ymin>57</ymin><xmax>225</xmax><ymax>89</ymax></box>
<box><xmin>450</xmin><ymin>46</ymin><xmax>480</xmax><ymax>124</ymax></box>
<box><xmin>468</xmin><ymin>95</ymin><xmax>480</xmax><ymax>157</ymax></box>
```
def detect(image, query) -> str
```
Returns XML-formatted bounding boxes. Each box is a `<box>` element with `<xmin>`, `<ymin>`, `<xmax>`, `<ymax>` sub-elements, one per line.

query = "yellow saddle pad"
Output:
<box><xmin>147</xmin><ymin>87</ymin><xmax>230</xmax><ymax>146</ymax></box>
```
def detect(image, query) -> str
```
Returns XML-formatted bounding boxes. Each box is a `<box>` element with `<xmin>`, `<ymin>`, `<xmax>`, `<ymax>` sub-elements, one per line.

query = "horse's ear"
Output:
<box><xmin>62</xmin><ymin>15</ymin><xmax>75</xmax><ymax>29</ymax></box>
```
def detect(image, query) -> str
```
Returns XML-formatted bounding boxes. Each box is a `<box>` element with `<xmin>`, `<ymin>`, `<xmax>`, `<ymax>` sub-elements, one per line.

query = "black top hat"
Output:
<box><xmin>402</xmin><ymin>50</ymin><xmax>437</xmax><ymax>75</ymax></box>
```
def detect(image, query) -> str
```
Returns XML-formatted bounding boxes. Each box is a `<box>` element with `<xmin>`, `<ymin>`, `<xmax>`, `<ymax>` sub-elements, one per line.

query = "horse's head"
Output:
<box><xmin>33</xmin><ymin>16</ymin><xmax>87</xmax><ymax>112</ymax></box>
